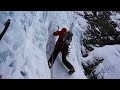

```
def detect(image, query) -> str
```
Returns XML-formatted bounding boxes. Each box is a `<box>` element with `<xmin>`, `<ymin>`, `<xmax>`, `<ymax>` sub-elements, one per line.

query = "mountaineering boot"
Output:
<box><xmin>69</xmin><ymin>68</ymin><xmax>75</xmax><ymax>75</ymax></box>
<box><xmin>48</xmin><ymin>61</ymin><xmax>52</xmax><ymax>69</ymax></box>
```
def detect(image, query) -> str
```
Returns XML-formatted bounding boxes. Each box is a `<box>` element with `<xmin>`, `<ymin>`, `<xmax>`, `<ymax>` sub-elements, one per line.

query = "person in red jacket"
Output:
<box><xmin>48</xmin><ymin>27</ymin><xmax>75</xmax><ymax>74</ymax></box>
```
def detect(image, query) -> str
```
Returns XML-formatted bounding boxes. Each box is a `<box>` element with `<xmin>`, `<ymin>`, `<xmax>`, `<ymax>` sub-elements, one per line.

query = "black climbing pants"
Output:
<box><xmin>48</xmin><ymin>46</ymin><xmax>74</xmax><ymax>70</ymax></box>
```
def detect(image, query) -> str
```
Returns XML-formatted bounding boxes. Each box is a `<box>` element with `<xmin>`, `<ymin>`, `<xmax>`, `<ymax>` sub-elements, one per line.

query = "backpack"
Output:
<box><xmin>63</xmin><ymin>31</ymin><xmax>73</xmax><ymax>46</ymax></box>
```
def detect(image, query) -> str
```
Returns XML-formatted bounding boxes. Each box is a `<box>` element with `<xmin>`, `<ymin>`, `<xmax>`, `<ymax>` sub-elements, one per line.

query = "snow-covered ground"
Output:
<box><xmin>0</xmin><ymin>11</ymin><xmax>87</xmax><ymax>79</ymax></box>
<box><xmin>82</xmin><ymin>45</ymin><xmax>120</xmax><ymax>79</ymax></box>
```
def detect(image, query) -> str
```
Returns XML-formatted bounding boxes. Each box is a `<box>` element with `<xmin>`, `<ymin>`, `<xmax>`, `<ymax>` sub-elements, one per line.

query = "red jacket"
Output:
<box><xmin>53</xmin><ymin>28</ymin><xmax>67</xmax><ymax>42</ymax></box>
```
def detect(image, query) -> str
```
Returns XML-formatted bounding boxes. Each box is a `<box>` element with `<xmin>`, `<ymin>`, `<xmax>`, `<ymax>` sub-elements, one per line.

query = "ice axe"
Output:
<box><xmin>0</xmin><ymin>19</ymin><xmax>11</xmax><ymax>40</ymax></box>
<box><xmin>57</xmin><ymin>25</ymin><xmax>59</xmax><ymax>31</ymax></box>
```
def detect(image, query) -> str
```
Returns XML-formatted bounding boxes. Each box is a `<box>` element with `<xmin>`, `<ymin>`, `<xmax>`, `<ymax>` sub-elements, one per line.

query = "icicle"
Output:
<box><xmin>42</xmin><ymin>11</ymin><xmax>48</xmax><ymax>23</ymax></box>
<box><xmin>69</xmin><ymin>12</ymin><xmax>79</xmax><ymax>32</ymax></box>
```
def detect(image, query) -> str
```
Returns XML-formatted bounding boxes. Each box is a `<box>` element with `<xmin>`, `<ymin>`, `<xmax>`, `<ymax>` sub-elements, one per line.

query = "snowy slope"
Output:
<box><xmin>82</xmin><ymin>45</ymin><xmax>120</xmax><ymax>79</ymax></box>
<box><xmin>0</xmin><ymin>11</ymin><xmax>87</xmax><ymax>79</ymax></box>
<box><xmin>82</xmin><ymin>11</ymin><xmax>120</xmax><ymax>79</ymax></box>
